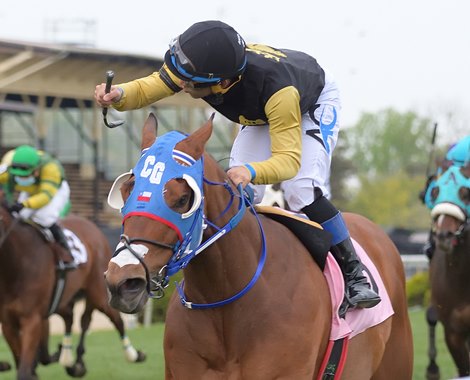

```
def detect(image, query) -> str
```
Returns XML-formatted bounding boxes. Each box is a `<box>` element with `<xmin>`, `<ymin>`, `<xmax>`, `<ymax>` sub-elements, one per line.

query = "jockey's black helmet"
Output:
<box><xmin>165</xmin><ymin>20</ymin><xmax>247</xmax><ymax>84</ymax></box>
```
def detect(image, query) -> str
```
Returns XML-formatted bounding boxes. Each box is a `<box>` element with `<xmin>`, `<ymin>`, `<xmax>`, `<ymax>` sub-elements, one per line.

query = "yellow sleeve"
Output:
<box><xmin>113</xmin><ymin>64</ymin><xmax>181</xmax><ymax>111</ymax></box>
<box><xmin>0</xmin><ymin>171</ymin><xmax>8</xmax><ymax>184</ymax></box>
<box><xmin>249</xmin><ymin>86</ymin><xmax>302</xmax><ymax>184</ymax></box>
<box><xmin>23</xmin><ymin>162</ymin><xmax>62</xmax><ymax>209</ymax></box>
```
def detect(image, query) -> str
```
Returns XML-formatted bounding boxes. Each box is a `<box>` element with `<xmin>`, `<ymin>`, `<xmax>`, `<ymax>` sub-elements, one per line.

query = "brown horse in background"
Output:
<box><xmin>426</xmin><ymin>164</ymin><xmax>470</xmax><ymax>379</ymax></box>
<box><xmin>0</xmin><ymin>207</ymin><xmax>145</xmax><ymax>380</ymax></box>
<box><xmin>105</xmin><ymin>113</ymin><xmax>413</xmax><ymax>379</ymax></box>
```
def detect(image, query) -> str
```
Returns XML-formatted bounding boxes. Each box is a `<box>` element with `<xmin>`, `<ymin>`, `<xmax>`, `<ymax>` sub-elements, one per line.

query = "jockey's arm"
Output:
<box><xmin>0</xmin><ymin>171</ymin><xmax>8</xmax><ymax>184</ymax></box>
<box><xmin>113</xmin><ymin>64</ymin><xmax>181</xmax><ymax>111</ymax></box>
<box><xmin>22</xmin><ymin>163</ymin><xmax>62</xmax><ymax>209</ymax></box>
<box><xmin>249</xmin><ymin>86</ymin><xmax>302</xmax><ymax>185</ymax></box>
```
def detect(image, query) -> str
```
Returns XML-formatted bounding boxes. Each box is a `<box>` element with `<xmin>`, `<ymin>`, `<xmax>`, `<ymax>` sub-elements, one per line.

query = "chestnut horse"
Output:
<box><xmin>105</xmin><ymin>113</ymin><xmax>413</xmax><ymax>379</ymax></box>
<box><xmin>426</xmin><ymin>163</ymin><xmax>470</xmax><ymax>379</ymax></box>
<box><xmin>0</xmin><ymin>207</ymin><xmax>146</xmax><ymax>380</ymax></box>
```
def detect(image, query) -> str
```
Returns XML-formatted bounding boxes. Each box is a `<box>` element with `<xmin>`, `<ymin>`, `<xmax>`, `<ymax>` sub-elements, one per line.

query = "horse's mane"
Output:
<box><xmin>202</xmin><ymin>151</ymin><xmax>230</xmax><ymax>181</ymax></box>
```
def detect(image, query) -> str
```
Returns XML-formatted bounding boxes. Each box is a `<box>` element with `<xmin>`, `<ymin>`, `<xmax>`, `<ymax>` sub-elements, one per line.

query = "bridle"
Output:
<box><xmin>113</xmin><ymin>234</ymin><xmax>175</xmax><ymax>298</ymax></box>
<box><xmin>433</xmin><ymin>214</ymin><xmax>469</xmax><ymax>248</ymax></box>
<box><xmin>113</xmin><ymin>180</ymin><xmax>267</xmax><ymax>309</ymax></box>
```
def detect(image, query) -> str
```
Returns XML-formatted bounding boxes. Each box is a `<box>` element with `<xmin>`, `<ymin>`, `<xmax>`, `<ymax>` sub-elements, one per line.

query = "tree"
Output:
<box><xmin>346</xmin><ymin>108</ymin><xmax>433</xmax><ymax>179</ymax></box>
<box><xmin>347</xmin><ymin>172</ymin><xmax>431</xmax><ymax>229</ymax></box>
<box><xmin>336</xmin><ymin>108</ymin><xmax>442</xmax><ymax>229</ymax></box>
<box><xmin>330</xmin><ymin>133</ymin><xmax>356</xmax><ymax>207</ymax></box>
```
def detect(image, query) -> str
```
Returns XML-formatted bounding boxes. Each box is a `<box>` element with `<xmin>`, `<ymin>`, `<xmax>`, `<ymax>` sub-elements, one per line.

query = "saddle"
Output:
<box><xmin>20</xmin><ymin>219</ymin><xmax>76</xmax><ymax>271</ymax></box>
<box><xmin>255</xmin><ymin>205</ymin><xmax>332</xmax><ymax>269</ymax></box>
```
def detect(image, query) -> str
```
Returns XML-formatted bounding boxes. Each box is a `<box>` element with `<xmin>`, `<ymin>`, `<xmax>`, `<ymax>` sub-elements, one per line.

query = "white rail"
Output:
<box><xmin>401</xmin><ymin>254</ymin><xmax>428</xmax><ymax>278</ymax></box>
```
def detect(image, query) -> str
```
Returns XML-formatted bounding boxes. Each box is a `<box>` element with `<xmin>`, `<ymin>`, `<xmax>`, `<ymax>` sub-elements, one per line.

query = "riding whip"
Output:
<box><xmin>102</xmin><ymin>70</ymin><xmax>125</xmax><ymax>128</ymax></box>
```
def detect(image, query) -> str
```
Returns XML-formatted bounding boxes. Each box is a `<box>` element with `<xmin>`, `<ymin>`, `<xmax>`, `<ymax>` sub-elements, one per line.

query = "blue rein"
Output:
<box><xmin>173</xmin><ymin>183</ymin><xmax>266</xmax><ymax>309</ymax></box>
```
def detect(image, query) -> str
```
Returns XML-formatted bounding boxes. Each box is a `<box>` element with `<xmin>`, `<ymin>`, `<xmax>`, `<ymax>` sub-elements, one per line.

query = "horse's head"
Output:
<box><xmin>430</xmin><ymin>164</ymin><xmax>470</xmax><ymax>254</ymax></box>
<box><xmin>105</xmin><ymin>113</ymin><xmax>214</xmax><ymax>313</ymax></box>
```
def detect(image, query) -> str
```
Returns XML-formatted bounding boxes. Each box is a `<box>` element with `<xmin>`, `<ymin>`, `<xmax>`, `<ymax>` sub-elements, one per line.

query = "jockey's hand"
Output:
<box><xmin>94</xmin><ymin>83</ymin><xmax>123</xmax><ymax>107</ymax></box>
<box><xmin>8</xmin><ymin>202</ymin><xmax>24</xmax><ymax>214</ymax></box>
<box><xmin>227</xmin><ymin>166</ymin><xmax>252</xmax><ymax>189</ymax></box>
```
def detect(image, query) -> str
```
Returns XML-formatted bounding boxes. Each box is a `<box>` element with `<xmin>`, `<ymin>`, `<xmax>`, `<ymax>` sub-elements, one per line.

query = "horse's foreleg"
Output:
<box><xmin>2</xmin><ymin>322</ymin><xmax>21</xmax><ymax>368</ymax></box>
<box><xmin>102</xmin><ymin>304</ymin><xmax>146</xmax><ymax>363</ymax></box>
<box><xmin>90</xmin><ymin>293</ymin><xmax>146</xmax><ymax>363</ymax></box>
<box><xmin>37</xmin><ymin>319</ymin><xmax>59</xmax><ymax>365</ymax></box>
<box><xmin>58</xmin><ymin>304</ymin><xmax>75</xmax><ymax>368</ymax></box>
<box><xmin>426</xmin><ymin>305</ymin><xmax>440</xmax><ymax>380</ymax></box>
<box><xmin>17</xmin><ymin>314</ymin><xmax>43</xmax><ymax>380</ymax></box>
<box><xmin>444</xmin><ymin>328</ymin><xmax>470</xmax><ymax>377</ymax></box>
<box><xmin>69</xmin><ymin>301</ymin><xmax>93</xmax><ymax>378</ymax></box>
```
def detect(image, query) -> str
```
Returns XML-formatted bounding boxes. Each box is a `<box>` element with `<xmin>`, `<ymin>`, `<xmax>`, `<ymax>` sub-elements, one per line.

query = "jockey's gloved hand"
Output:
<box><xmin>8</xmin><ymin>202</ymin><xmax>24</xmax><ymax>213</ymax></box>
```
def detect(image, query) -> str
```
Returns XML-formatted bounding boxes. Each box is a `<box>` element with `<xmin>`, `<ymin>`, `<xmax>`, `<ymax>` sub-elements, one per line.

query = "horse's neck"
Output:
<box><xmin>441</xmin><ymin>237</ymin><xmax>470</xmax><ymax>282</ymax></box>
<box><xmin>201</xmin><ymin>157</ymin><xmax>241</xmax><ymax>229</ymax></box>
<box><xmin>0</xmin><ymin>219</ymin><xmax>36</xmax><ymax>278</ymax></box>
<box><xmin>183</xmin><ymin>168</ymin><xmax>261</xmax><ymax>302</ymax></box>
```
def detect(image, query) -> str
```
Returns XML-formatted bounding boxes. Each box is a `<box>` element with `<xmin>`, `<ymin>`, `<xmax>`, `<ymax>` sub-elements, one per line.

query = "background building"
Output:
<box><xmin>0</xmin><ymin>38</ymin><xmax>237</xmax><ymax>225</ymax></box>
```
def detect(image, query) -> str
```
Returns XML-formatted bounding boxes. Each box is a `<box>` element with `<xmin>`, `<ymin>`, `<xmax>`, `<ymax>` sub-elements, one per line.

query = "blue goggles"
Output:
<box><xmin>169</xmin><ymin>38</ymin><xmax>222</xmax><ymax>83</ymax></box>
<box><xmin>169</xmin><ymin>38</ymin><xmax>246</xmax><ymax>84</ymax></box>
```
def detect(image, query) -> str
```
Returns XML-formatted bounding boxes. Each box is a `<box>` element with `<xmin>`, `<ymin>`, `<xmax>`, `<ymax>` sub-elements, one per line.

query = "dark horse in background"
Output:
<box><xmin>426</xmin><ymin>163</ymin><xmax>470</xmax><ymax>379</ymax></box>
<box><xmin>105</xmin><ymin>113</ymin><xmax>413</xmax><ymax>379</ymax></box>
<box><xmin>0</xmin><ymin>205</ymin><xmax>146</xmax><ymax>380</ymax></box>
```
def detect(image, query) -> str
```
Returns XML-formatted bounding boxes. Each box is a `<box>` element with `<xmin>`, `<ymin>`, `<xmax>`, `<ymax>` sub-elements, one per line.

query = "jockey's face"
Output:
<box><xmin>179</xmin><ymin>81</ymin><xmax>213</xmax><ymax>99</ymax></box>
<box><xmin>179</xmin><ymin>78</ymin><xmax>238</xmax><ymax>99</ymax></box>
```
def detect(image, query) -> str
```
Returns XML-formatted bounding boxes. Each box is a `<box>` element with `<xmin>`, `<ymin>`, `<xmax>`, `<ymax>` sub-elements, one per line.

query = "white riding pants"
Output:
<box><xmin>18</xmin><ymin>180</ymin><xmax>70</xmax><ymax>227</ymax></box>
<box><xmin>230</xmin><ymin>70</ymin><xmax>341</xmax><ymax>212</ymax></box>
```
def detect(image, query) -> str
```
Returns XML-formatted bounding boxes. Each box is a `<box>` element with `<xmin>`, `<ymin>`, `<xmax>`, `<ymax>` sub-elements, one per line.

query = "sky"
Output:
<box><xmin>0</xmin><ymin>0</ymin><xmax>469</xmax><ymax>142</ymax></box>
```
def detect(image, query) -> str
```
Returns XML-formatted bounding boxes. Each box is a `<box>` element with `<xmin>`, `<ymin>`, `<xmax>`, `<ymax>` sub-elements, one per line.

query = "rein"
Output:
<box><xmin>165</xmin><ymin>179</ymin><xmax>245</xmax><ymax>277</ymax></box>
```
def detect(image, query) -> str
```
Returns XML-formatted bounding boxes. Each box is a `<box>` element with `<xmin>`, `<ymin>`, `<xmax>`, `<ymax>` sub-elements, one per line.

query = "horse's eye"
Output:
<box><xmin>121</xmin><ymin>179</ymin><xmax>135</xmax><ymax>203</ymax></box>
<box><xmin>127</xmin><ymin>181</ymin><xmax>135</xmax><ymax>192</ymax></box>
<box><xmin>175</xmin><ymin>195</ymin><xmax>190</xmax><ymax>210</ymax></box>
<box><xmin>459</xmin><ymin>186</ymin><xmax>470</xmax><ymax>205</ymax></box>
<box><xmin>430</xmin><ymin>186</ymin><xmax>440</xmax><ymax>202</ymax></box>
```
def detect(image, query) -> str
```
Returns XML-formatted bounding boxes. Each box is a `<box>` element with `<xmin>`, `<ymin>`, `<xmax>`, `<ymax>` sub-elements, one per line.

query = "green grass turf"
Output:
<box><xmin>0</xmin><ymin>308</ymin><xmax>461</xmax><ymax>379</ymax></box>
<box><xmin>410</xmin><ymin>307</ymin><xmax>457</xmax><ymax>380</ymax></box>
<box><xmin>0</xmin><ymin>322</ymin><xmax>165</xmax><ymax>379</ymax></box>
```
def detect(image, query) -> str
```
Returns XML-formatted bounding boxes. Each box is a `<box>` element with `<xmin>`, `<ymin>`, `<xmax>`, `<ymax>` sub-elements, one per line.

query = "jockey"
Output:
<box><xmin>0</xmin><ymin>145</ymin><xmax>76</xmax><ymax>270</ymax></box>
<box><xmin>94</xmin><ymin>20</ymin><xmax>380</xmax><ymax>309</ymax></box>
<box><xmin>420</xmin><ymin>134</ymin><xmax>470</xmax><ymax>259</ymax></box>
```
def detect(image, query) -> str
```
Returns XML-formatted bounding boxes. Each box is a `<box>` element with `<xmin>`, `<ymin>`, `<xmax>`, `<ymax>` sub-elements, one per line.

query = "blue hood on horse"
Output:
<box><xmin>428</xmin><ymin>165</ymin><xmax>470</xmax><ymax>220</ymax></box>
<box><xmin>122</xmin><ymin>131</ymin><xmax>205</xmax><ymax>259</ymax></box>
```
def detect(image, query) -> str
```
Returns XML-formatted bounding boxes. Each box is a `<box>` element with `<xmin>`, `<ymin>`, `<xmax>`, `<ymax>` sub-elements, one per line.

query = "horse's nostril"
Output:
<box><xmin>121</xmin><ymin>278</ymin><xmax>146</xmax><ymax>294</ymax></box>
<box><xmin>437</xmin><ymin>231</ymin><xmax>453</xmax><ymax>240</ymax></box>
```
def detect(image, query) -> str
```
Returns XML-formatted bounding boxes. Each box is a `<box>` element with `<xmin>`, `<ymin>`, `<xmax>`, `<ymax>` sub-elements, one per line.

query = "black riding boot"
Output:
<box><xmin>302</xmin><ymin>189</ymin><xmax>381</xmax><ymax>310</ymax></box>
<box><xmin>49</xmin><ymin>223</ymin><xmax>77</xmax><ymax>270</ymax></box>
<box><xmin>331</xmin><ymin>238</ymin><xmax>381</xmax><ymax>309</ymax></box>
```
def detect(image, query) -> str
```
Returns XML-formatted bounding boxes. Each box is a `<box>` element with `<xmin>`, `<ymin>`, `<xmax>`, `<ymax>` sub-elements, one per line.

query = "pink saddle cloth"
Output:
<box><xmin>324</xmin><ymin>239</ymin><xmax>394</xmax><ymax>340</ymax></box>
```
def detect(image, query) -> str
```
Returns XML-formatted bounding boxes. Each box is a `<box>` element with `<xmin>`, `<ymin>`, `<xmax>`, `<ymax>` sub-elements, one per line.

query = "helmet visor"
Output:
<box><xmin>169</xmin><ymin>38</ymin><xmax>223</xmax><ymax>83</ymax></box>
<box><xmin>9</xmin><ymin>162</ymin><xmax>35</xmax><ymax>176</ymax></box>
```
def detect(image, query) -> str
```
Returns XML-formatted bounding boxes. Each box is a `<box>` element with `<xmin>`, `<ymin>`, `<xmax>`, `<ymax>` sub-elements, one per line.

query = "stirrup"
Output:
<box><xmin>349</xmin><ymin>288</ymin><xmax>381</xmax><ymax>309</ymax></box>
<box><xmin>56</xmin><ymin>260</ymin><xmax>77</xmax><ymax>271</ymax></box>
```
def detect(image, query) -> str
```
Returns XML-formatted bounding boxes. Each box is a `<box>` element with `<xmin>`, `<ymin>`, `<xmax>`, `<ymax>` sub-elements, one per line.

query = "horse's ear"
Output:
<box><xmin>141</xmin><ymin>113</ymin><xmax>158</xmax><ymax>151</ymax></box>
<box><xmin>175</xmin><ymin>113</ymin><xmax>214</xmax><ymax>160</ymax></box>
